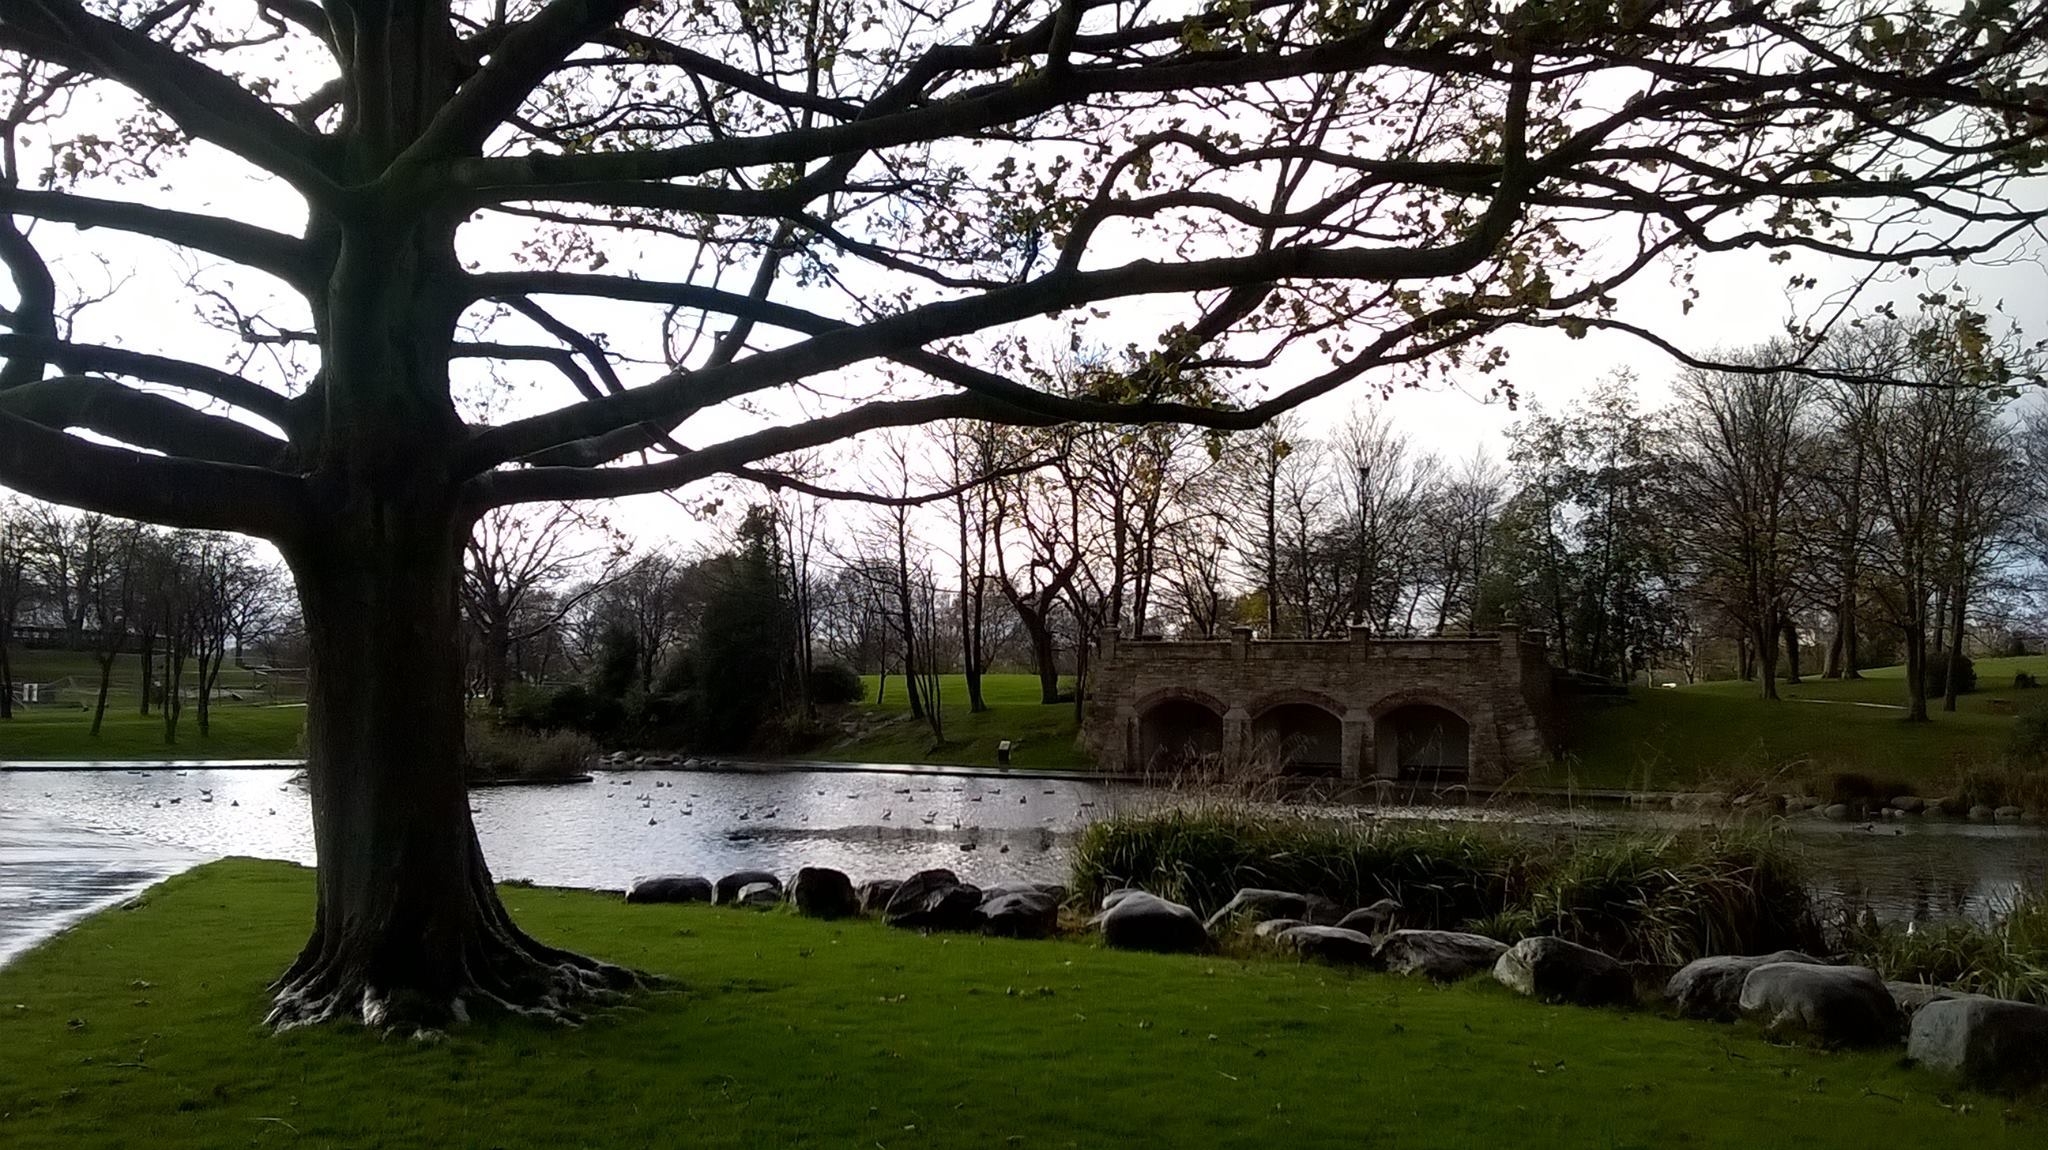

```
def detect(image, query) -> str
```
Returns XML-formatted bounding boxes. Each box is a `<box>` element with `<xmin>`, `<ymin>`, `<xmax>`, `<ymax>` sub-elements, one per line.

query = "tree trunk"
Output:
<box><xmin>161</xmin><ymin>636</ymin><xmax>184</xmax><ymax>743</ymax></box>
<box><xmin>1781</xmin><ymin>613</ymin><xmax>1802</xmax><ymax>684</ymax></box>
<box><xmin>138</xmin><ymin>632</ymin><xmax>154</xmax><ymax>715</ymax></box>
<box><xmin>1025</xmin><ymin>615</ymin><xmax>1060</xmax><ymax>704</ymax></box>
<box><xmin>485</xmin><ymin>617</ymin><xmax>511</xmax><ymax>708</ymax></box>
<box><xmin>1840</xmin><ymin>589</ymin><xmax>1861</xmax><ymax>679</ymax></box>
<box><xmin>1755</xmin><ymin>618</ymin><xmax>1780</xmax><ymax>700</ymax></box>
<box><xmin>90</xmin><ymin>653</ymin><xmax>114</xmax><ymax>735</ymax></box>
<box><xmin>1902</xmin><ymin>586</ymin><xmax>1929</xmax><ymax>722</ymax></box>
<box><xmin>267</xmin><ymin>509</ymin><xmax>630</xmax><ymax>1031</ymax></box>
<box><xmin>1943</xmin><ymin>580</ymin><xmax>1967</xmax><ymax>713</ymax></box>
<box><xmin>957</xmin><ymin>499</ymin><xmax>986</xmax><ymax>714</ymax></box>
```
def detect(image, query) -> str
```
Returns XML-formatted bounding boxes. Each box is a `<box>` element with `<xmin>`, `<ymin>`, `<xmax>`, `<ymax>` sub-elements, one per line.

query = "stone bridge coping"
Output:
<box><xmin>1099</xmin><ymin>625</ymin><xmax>1547</xmax><ymax>661</ymax></box>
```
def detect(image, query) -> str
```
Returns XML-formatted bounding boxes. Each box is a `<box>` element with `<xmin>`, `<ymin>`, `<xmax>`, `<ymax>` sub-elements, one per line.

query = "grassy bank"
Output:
<box><xmin>2</xmin><ymin>647</ymin><xmax>307</xmax><ymax>761</ymax></box>
<box><xmin>1548</xmin><ymin>654</ymin><xmax>2048</xmax><ymax>791</ymax></box>
<box><xmin>0</xmin><ymin>704</ymin><xmax>306</xmax><ymax>761</ymax></box>
<box><xmin>822</xmin><ymin>662</ymin><xmax>2048</xmax><ymax>787</ymax></box>
<box><xmin>816</xmin><ymin>673</ymin><xmax>1093</xmax><ymax>769</ymax></box>
<box><xmin>2</xmin><ymin>859</ymin><xmax>2035</xmax><ymax>1148</ymax></box>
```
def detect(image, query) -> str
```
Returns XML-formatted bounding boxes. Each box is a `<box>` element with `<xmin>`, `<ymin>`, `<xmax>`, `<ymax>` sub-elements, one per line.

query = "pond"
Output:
<box><xmin>4</xmin><ymin>766</ymin><xmax>2046</xmax><ymax>964</ymax></box>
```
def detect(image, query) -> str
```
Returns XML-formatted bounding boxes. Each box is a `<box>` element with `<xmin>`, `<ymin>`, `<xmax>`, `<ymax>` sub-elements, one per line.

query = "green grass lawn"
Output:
<box><xmin>0</xmin><ymin>859</ymin><xmax>2033</xmax><ymax>1149</ymax></box>
<box><xmin>0</xmin><ymin>703</ymin><xmax>306</xmax><ymax>761</ymax></box>
<box><xmin>816</xmin><ymin>673</ymin><xmax>1092</xmax><ymax>770</ymax></box>
<box><xmin>3</xmin><ymin>645</ymin><xmax>306</xmax><ymax>761</ymax></box>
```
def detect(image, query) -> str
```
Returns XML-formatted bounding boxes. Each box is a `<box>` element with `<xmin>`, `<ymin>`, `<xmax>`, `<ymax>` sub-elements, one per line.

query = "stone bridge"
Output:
<box><xmin>1081</xmin><ymin>626</ymin><xmax>1554</xmax><ymax>784</ymax></box>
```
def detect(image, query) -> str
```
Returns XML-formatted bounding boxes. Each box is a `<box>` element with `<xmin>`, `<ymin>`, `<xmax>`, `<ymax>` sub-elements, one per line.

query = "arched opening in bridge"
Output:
<box><xmin>1375</xmin><ymin>705</ymin><xmax>1471</xmax><ymax>782</ymax></box>
<box><xmin>1136</xmin><ymin>699</ymin><xmax>1224</xmax><ymax>771</ymax></box>
<box><xmin>1250</xmin><ymin>703</ymin><xmax>1343</xmax><ymax>775</ymax></box>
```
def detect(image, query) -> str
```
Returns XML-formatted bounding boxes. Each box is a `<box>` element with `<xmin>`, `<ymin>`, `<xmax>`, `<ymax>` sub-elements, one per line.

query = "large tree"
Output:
<box><xmin>0</xmin><ymin>0</ymin><xmax>2041</xmax><ymax>1029</ymax></box>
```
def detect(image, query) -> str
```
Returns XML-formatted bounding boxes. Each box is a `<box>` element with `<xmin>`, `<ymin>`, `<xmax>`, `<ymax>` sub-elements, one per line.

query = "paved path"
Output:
<box><xmin>0</xmin><ymin>809</ymin><xmax>205</xmax><ymax>968</ymax></box>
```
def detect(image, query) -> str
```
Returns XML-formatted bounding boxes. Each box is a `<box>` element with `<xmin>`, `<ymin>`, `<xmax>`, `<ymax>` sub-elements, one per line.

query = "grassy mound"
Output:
<box><xmin>3</xmin><ymin>859</ymin><xmax>2033</xmax><ymax>1149</ymax></box>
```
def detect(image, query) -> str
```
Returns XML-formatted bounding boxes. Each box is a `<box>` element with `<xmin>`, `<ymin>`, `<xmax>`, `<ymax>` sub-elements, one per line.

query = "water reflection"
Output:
<box><xmin>4</xmin><ymin>768</ymin><xmax>2045</xmax><ymax>937</ymax></box>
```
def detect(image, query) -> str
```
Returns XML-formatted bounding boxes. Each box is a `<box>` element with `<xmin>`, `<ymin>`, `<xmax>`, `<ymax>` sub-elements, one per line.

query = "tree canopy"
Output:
<box><xmin>0</xmin><ymin>0</ymin><xmax>2042</xmax><ymax>535</ymax></box>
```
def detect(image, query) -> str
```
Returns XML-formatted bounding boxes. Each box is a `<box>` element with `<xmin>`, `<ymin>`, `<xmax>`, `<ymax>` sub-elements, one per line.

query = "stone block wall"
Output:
<box><xmin>1080</xmin><ymin>625</ymin><xmax>1555</xmax><ymax>784</ymax></box>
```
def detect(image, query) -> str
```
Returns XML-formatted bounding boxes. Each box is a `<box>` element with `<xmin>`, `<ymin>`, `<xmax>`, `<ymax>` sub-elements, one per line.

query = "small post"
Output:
<box><xmin>996</xmin><ymin>740</ymin><xmax>1013</xmax><ymax>766</ymax></box>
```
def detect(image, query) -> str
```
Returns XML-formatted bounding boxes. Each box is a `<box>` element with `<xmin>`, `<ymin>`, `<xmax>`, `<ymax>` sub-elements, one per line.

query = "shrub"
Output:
<box><xmin>2016</xmin><ymin>671</ymin><xmax>2040</xmax><ymax>690</ymax></box>
<box><xmin>1822</xmin><ymin>771</ymin><xmax>1915</xmax><ymax>805</ymax></box>
<box><xmin>2009</xmin><ymin>703</ymin><xmax>2048</xmax><ymax>765</ymax></box>
<box><xmin>1476</xmin><ymin>831</ymin><xmax>1818</xmax><ymax>967</ymax></box>
<box><xmin>464</xmin><ymin>721</ymin><xmax>598</xmax><ymax>781</ymax></box>
<box><xmin>1953</xmin><ymin>764</ymin><xmax>2048</xmax><ymax>811</ymax></box>
<box><xmin>500</xmin><ymin>683</ymin><xmax>627</xmax><ymax>738</ymax></box>
<box><xmin>1838</xmin><ymin>886</ymin><xmax>2048</xmax><ymax>1006</ymax></box>
<box><xmin>1069</xmin><ymin>808</ymin><xmax>1819</xmax><ymax>966</ymax></box>
<box><xmin>1922</xmin><ymin>650</ymin><xmax>1976</xmax><ymax>697</ymax></box>
<box><xmin>807</xmin><ymin>662</ymin><xmax>864</xmax><ymax>705</ymax></box>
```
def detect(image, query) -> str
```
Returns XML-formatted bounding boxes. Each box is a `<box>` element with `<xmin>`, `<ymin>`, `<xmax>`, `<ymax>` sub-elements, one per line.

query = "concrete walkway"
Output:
<box><xmin>0</xmin><ymin>809</ymin><xmax>204</xmax><ymax>968</ymax></box>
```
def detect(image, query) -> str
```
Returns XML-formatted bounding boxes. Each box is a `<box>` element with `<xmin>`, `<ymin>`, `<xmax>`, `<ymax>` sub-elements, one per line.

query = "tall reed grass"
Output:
<box><xmin>1072</xmin><ymin>807</ymin><xmax>1821</xmax><ymax>967</ymax></box>
<box><xmin>1838</xmin><ymin>887</ymin><xmax>2048</xmax><ymax>1006</ymax></box>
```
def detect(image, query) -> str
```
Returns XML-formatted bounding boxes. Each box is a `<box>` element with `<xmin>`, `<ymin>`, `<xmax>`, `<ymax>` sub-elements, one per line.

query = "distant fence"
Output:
<box><xmin>6</xmin><ymin>667</ymin><xmax>309</xmax><ymax>709</ymax></box>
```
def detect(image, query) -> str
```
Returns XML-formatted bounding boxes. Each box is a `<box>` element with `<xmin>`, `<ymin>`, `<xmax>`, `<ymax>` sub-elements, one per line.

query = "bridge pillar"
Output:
<box><xmin>1222</xmin><ymin>705</ymin><xmax>1249</xmax><ymax>765</ymax></box>
<box><xmin>1341</xmin><ymin>716</ymin><xmax>1370</xmax><ymax>780</ymax></box>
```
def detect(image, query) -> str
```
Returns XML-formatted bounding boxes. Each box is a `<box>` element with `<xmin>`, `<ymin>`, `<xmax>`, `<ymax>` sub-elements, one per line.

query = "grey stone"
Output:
<box><xmin>1251</xmin><ymin>918</ymin><xmax>1306</xmax><ymax>941</ymax></box>
<box><xmin>1969</xmin><ymin>805</ymin><xmax>1996</xmax><ymax>821</ymax></box>
<box><xmin>1099</xmin><ymin>892</ymin><xmax>1208</xmax><ymax>954</ymax></box>
<box><xmin>1995</xmin><ymin>805</ymin><xmax>2025</xmax><ymax>822</ymax></box>
<box><xmin>624</xmin><ymin>874</ymin><xmax>713</xmax><ymax>904</ymax></box>
<box><xmin>715</xmin><ymin>869</ymin><xmax>782</xmax><ymax>905</ymax></box>
<box><xmin>1375</xmin><ymin>930</ymin><xmax>1508</xmax><ymax>981</ymax></box>
<box><xmin>982</xmin><ymin>881</ymin><xmax>1069</xmax><ymax>906</ymax></box>
<box><xmin>789</xmin><ymin>866</ymin><xmax>859</xmax><ymax>919</ymax></box>
<box><xmin>1665</xmin><ymin>951</ymin><xmax>1823</xmax><ymax>1021</ymax></box>
<box><xmin>1890</xmin><ymin>796</ymin><xmax>1925</xmax><ymax>813</ymax></box>
<box><xmin>1738</xmin><ymin>962</ymin><xmax>1902</xmax><ymax>1046</ymax></box>
<box><xmin>1276</xmin><ymin>925</ymin><xmax>1379</xmax><ymax>966</ymax></box>
<box><xmin>1887</xmin><ymin>980</ymin><xmax>1987</xmax><ymax>1019</ymax></box>
<box><xmin>981</xmin><ymin>889</ymin><xmax>1060</xmax><ymax>939</ymax></box>
<box><xmin>734</xmin><ymin>881</ymin><xmax>782</xmax><ymax>908</ymax></box>
<box><xmin>1335</xmin><ymin>898</ymin><xmax>1404</xmax><ymax>937</ymax></box>
<box><xmin>1100</xmin><ymin>888</ymin><xmax>1149</xmax><ymax>911</ymax></box>
<box><xmin>856</xmin><ymin>878</ymin><xmax>902</xmax><ymax>915</ymax></box>
<box><xmin>1822</xmin><ymin>803</ymin><xmax>1852</xmax><ymax>821</ymax></box>
<box><xmin>1908</xmin><ymin>997</ymin><xmax>2048</xmax><ymax>1090</ymax></box>
<box><xmin>1493</xmin><ymin>937</ymin><xmax>1634</xmax><ymax>1006</ymax></box>
<box><xmin>883</xmin><ymin>868</ymin><xmax>984</xmax><ymax>931</ymax></box>
<box><xmin>1203</xmin><ymin>888</ymin><xmax>1320</xmax><ymax>932</ymax></box>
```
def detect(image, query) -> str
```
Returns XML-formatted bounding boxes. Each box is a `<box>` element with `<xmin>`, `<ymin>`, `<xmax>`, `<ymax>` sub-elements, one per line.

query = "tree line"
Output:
<box><xmin>0</xmin><ymin>499</ymin><xmax>294</xmax><ymax>738</ymax></box>
<box><xmin>458</xmin><ymin>311</ymin><xmax>2048</xmax><ymax>749</ymax></box>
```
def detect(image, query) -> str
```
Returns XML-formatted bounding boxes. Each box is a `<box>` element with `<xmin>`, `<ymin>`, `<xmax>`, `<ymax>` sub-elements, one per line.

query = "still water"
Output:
<box><xmin>4</xmin><ymin>767</ymin><xmax>2046</xmax><ymax>964</ymax></box>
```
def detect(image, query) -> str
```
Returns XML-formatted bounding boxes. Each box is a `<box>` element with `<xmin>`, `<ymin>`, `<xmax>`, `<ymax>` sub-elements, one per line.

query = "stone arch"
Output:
<box><xmin>1133</xmin><ymin>685</ymin><xmax>1231</xmax><ymax>716</ymax></box>
<box><xmin>1246</xmin><ymin>687</ymin><xmax>1348</xmax><ymax>719</ymax></box>
<box><xmin>1248</xmin><ymin>697</ymin><xmax>1344</xmax><ymax>775</ymax></box>
<box><xmin>1134</xmin><ymin>689</ymin><xmax>1226</xmax><ymax>771</ymax></box>
<box><xmin>1370</xmin><ymin>692</ymin><xmax>1472</xmax><ymax>783</ymax></box>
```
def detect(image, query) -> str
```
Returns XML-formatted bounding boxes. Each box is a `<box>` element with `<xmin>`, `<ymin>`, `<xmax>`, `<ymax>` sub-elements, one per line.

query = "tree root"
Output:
<box><xmin>266</xmin><ymin>938</ymin><xmax>641</xmax><ymax>1035</ymax></box>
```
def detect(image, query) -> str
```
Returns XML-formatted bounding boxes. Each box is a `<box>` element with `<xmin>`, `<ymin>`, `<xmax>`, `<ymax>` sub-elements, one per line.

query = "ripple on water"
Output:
<box><xmin>3</xmin><ymin>768</ymin><xmax>2044</xmax><ymax>927</ymax></box>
